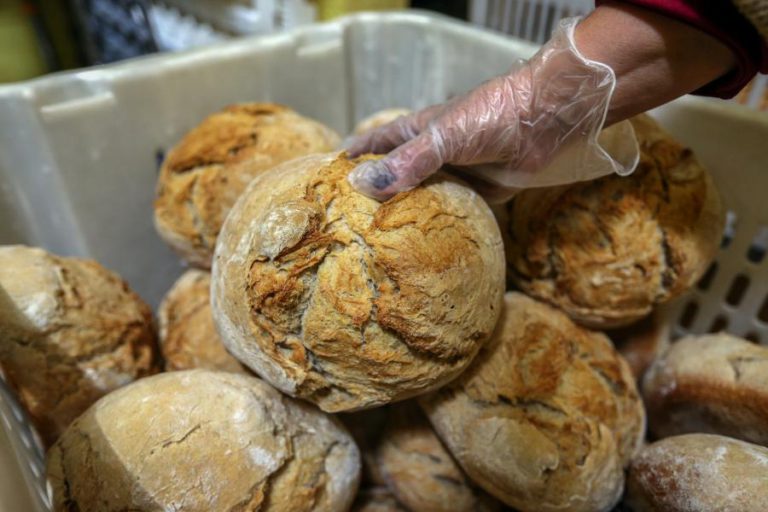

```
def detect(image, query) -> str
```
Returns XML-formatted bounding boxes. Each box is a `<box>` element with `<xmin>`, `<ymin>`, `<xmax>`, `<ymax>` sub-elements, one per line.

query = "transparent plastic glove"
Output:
<box><xmin>346</xmin><ymin>17</ymin><xmax>639</xmax><ymax>202</ymax></box>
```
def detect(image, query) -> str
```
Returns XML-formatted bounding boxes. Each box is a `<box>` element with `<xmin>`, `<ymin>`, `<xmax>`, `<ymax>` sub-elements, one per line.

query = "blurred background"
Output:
<box><xmin>0</xmin><ymin>0</ymin><xmax>765</xmax><ymax>109</ymax></box>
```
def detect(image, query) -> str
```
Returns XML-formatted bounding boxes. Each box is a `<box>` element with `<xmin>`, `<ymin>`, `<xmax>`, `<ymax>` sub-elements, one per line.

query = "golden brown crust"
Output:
<box><xmin>419</xmin><ymin>292</ymin><xmax>645</xmax><ymax>512</ymax></box>
<box><xmin>353</xmin><ymin>109</ymin><xmax>412</xmax><ymax>136</ymax></box>
<box><xmin>157</xmin><ymin>269</ymin><xmax>247</xmax><ymax>374</ymax></box>
<box><xmin>0</xmin><ymin>245</ymin><xmax>159</xmax><ymax>447</ymax></box>
<box><xmin>47</xmin><ymin>370</ymin><xmax>361</xmax><ymax>512</ymax></box>
<box><xmin>154</xmin><ymin>103</ymin><xmax>340</xmax><ymax>268</ymax></box>
<box><xmin>377</xmin><ymin>402</ymin><xmax>501</xmax><ymax>512</ymax></box>
<box><xmin>504</xmin><ymin>114</ymin><xmax>724</xmax><ymax>328</ymax></box>
<box><xmin>642</xmin><ymin>334</ymin><xmax>768</xmax><ymax>445</ymax></box>
<box><xmin>212</xmin><ymin>152</ymin><xmax>505</xmax><ymax>412</ymax></box>
<box><xmin>626</xmin><ymin>434</ymin><xmax>768</xmax><ymax>512</ymax></box>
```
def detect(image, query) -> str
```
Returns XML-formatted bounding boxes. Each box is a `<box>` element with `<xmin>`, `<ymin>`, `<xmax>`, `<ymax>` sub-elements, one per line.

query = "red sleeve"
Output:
<box><xmin>595</xmin><ymin>0</ymin><xmax>768</xmax><ymax>98</ymax></box>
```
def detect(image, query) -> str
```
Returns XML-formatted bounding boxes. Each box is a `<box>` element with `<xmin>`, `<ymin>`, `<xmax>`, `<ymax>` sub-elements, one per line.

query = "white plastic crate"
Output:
<box><xmin>0</xmin><ymin>11</ymin><xmax>766</xmax><ymax>511</ymax></box>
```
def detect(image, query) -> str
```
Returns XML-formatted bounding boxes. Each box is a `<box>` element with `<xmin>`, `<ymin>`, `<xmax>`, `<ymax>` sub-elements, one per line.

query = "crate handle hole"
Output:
<box><xmin>744</xmin><ymin>332</ymin><xmax>761</xmax><ymax>344</ymax></box>
<box><xmin>758</xmin><ymin>294</ymin><xmax>768</xmax><ymax>324</ymax></box>
<box><xmin>697</xmin><ymin>261</ymin><xmax>719</xmax><ymax>291</ymax></box>
<box><xmin>679</xmin><ymin>300</ymin><xmax>699</xmax><ymax>329</ymax></box>
<box><xmin>725</xmin><ymin>274</ymin><xmax>750</xmax><ymax>306</ymax></box>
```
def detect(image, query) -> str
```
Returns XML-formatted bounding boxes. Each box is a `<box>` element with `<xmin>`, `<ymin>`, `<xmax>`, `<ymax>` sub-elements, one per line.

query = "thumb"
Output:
<box><xmin>347</xmin><ymin>131</ymin><xmax>443</xmax><ymax>201</ymax></box>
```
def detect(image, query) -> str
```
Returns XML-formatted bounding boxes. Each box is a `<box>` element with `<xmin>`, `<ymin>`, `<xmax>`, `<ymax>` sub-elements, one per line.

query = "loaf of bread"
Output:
<box><xmin>504</xmin><ymin>114</ymin><xmax>724</xmax><ymax>328</ymax></box>
<box><xmin>158</xmin><ymin>269</ymin><xmax>247</xmax><ymax>374</ymax></box>
<box><xmin>643</xmin><ymin>333</ymin><xmax>768</xmax><ymax>445</ymax></box>
<box><xmin>626</xmin><ymin>433</ymin><xmax>768</xmax><ymax>511</ymax></box>
<box><xmin>609</xmin><ymin>310</ymin><xmax>670</xmax><ymax>382</ymax></box>
<box><xmin>47</xmin><ymin>370</ymin><xmax>361</xmax><ymax>511</ymax></box>
<box><xmin>377</xmin><ymin>402</ymin><xmax>501</xmax><ymax>512</ymax></box>
<box><xmin>420</xmin><ymin>292</ymin><xmax>645</xmax><ymax>512</ymax></box>
<box><xmin>212</xmin><ymin>152</ymin><xmax>505</xmax><ymax>412</ymax></box>
<box><xmin>353</xmin><ymin>108</ymin><xmax>412</xmax><ymax>135</ymax></box>
<box><xmin>0</xmin><ymin>245</ymin><xmax>159</xmax><ymax>446</ymax></box>
<box><xmin>352</xmin><ymin>487</ymin><xmax>407</xmax><ymax>512</ymax></box>
<box><xmin>154</xmin><ymin>103</ymin><xmax>340</xmax><ymax>268</ymax></box>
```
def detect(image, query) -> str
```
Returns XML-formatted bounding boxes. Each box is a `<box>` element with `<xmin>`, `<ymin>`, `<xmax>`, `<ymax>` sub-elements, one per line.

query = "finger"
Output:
<box><xmin>346</xmin><ymin>105</ymin><xmax>443</xmax><ymax>157</ymax></box>
<box><xmin>348</xmin><ymin>131</ymin><xmax>443</xmax><ymax>201</ymax></box>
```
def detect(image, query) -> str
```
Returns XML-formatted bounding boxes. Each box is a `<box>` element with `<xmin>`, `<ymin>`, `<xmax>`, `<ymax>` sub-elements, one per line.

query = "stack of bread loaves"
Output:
<box><xmin>4</xmin><ymin>102</ymin><xmax>764</xmax><ymax>512</ymax></box>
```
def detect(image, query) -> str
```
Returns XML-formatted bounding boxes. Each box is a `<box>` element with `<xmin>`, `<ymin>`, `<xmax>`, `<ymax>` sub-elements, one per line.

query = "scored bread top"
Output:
<box><xmin>420</xmin><ymin>292</ymin><xmax>645</xmax><ymax>512</ymax></box>
<box><xmin>212</xmin><ymin>152</ymin><xmax>505</xmax><ymax>412</ymax></box>
<box><xmin>0</xmin><ymin>245</ymin><xmax>159</xmax><ymax>447</ymax></box>
<box><xmin>504</xmin><ymin>114</ymin><xmax>724</xmax><ymax>328</ymax></box>
<box><xmin>154</xmin><ymin>103</ymin><xmax>340</xmax><ymax>268</ymax></box>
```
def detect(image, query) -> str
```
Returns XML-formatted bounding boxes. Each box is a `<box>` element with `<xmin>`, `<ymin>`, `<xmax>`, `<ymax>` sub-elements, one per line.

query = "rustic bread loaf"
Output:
<box><xmin>504</xmin><ymin>114</ymin><xmax>724</xmax><ymax>328</ymax></box>
<box><xmin>158</xmin><ymin>269</ymin><xmax>247</xmax><ymax>374</ymax></box>
<box><xmin>212</xmin><ymin>152</ymin><xmax>505</xmax><ymax>412</ymax></box>
<box><xmin>377</xmin><ymin>402</ymin><xmax>501</xmax><ymax>512</ymax></box>
<box><xmin>625</xmin><ymin>433</ymin><xmax>768</xmax><ymax>512</ymax></box>
<box><xmin>609</xmin><ymin>310</ymin><xmax>670</xmax><ymax>382</ymax></box>
<box><xmin>339</xmin><ymin>408</ymin><xmax>391</xmax><ymax>487</ymax></box>
<box><xmin>0</xmin><ymin>245</ymin><xmax>159</xmax><ymax>446</ymax></box>
<box><xmin>154</xmin><ymin>103</ymin><xmax>340</xmax><ymax>268</ymax></box>
<box><xmin>47</xmin><ymin>370</ymin><xmax>361</xmax><ymax>512</ymax></box>
<box><xmin>420</xmin><ymin>292</ymin><xmax>645</xmax><ymax>512</ymax></box>
<box><xmin>353</xmin><ymin>108</ymin><xmax>412</xmax><ymax>135</ymax></box>
<box><xmin>643</xmin><ymin>333</ymin><xmax>768</xmax><ymax>445</ymax></box>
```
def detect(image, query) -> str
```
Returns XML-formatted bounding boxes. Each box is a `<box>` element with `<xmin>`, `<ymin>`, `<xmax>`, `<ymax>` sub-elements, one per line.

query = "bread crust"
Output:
<box><xmin>47</xmin><ymin>370</ymin><xmax>361</xmax><ymax>512</ymax></box>
<box><xmin>154</xmin><ymin>103</ymin><xmax>340</xmax><ymax>268</ymax></box>
<box><xmin>504</xmin><ymin>114</ymin><xmax>724</xmax><ymax>328</ymax></box>
<box><xmin>158</xmin><ymin>269</ymin><xmax>247</xmax><ymax>374</ymax></box>
<box><xmin>0</xmin><ymin>245</ymin><xmax>159</xmax><ymax>447</ymax></box>
<box><xmin>212</xmin><ymin>152</ymin><xmax>505</xmax><ymax>412</ymax></box>
<box><xmin>377</xmin><ymin>402</ymin><xmax>501</xmax><ymax>512</ymax></box>
<box><xmin>643</xmin><ymin>333</ymin><xmax>768</xmax><ymax>445</ymax></box>
<box><xmin>420</xmin><ymin>292</ymin><xmax>645</xmax><ymax>512</ymax></box>
<box><xmin>626</xmin><ymin>433</ymin><xmax>768</xmax><ymax>512</ymax></box>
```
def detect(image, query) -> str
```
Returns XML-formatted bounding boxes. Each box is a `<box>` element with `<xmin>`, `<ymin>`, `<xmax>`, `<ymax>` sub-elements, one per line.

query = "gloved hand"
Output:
<box><xmin>346</xmin><ymin>17</ymin><xmax>639</xmax><ymax>202</ymax></box>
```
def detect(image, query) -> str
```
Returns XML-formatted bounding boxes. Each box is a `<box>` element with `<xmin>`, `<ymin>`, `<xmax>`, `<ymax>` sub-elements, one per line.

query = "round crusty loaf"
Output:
<box><xmin>0</xmin><ymin>245</ymin><xmax>159</xmax><ymax>447</ymax></box>
<box><xmin>643</xmin><ymin>333</ymin><xmax>768</xmax><ymax>445</ymax></box>
<box><xmin>154</xmin><ymin>103</ymin><xmax>340</xmax><ymax>268</ymax></box>
<box><xmin>158</xmin><ymin>269</ymin><xmax>247</xmax><ymax>374</ymax></box>
<box><xmin>625</xmin><ymin>433</ymin><xmax>768</xmax><ymax>512</ymax></box>
<box><xmin>609</xmin><ymin>310</ymin><xmax>670</xmax><ymax>382</ymax></box>
<box><xmin>377</xmin><ymin>402</ymin><xmax>501</xmax><ymax>512</ymax></box>
<box><xmin>212</xmin><ymin>152</ymin><xmax>505</xmax><ymax>412</ymax></box>
<box><xmin>419</xmin><ymin>292</ymin><xmax>645</xmax><ymax>512</ymax></box>
<box><xmin>504</xmin><ymin>114</ymin><xmax>724</xmax><ymax>328</ymax></box>
<box><xmin>47</xmin><ymin>370</ymin><xmax>361</xmax><ymax>512</ymax></box>
<box><xmin>353</xmin><ymin>108</ymin><xmax>412</xmax><ymax>135</ymax></box>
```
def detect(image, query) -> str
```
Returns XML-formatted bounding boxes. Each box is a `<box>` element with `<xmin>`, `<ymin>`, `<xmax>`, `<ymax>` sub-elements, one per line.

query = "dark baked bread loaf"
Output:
<box><xmin>503</xmin><ymin>114</ymin><xmax>724</xmax><ymax>328</ymax></box>
<box><xmin>154</xmin><ymin>103</ymin><xmax>340</xmax><ymax>267</ymax></box>
<box><xmin>158</xmin><ymin>269</ymin><xmax>247</xmax><ymax>374</ymax></box>
<box><xmin>0</xmin><ymin>245</ymin><xmax>159</xmax><ymax>446</ymax></box>
<box><xmin>212</xmin><ymin>152</ymin><xmax>505</xmax><ymax>412</ymax></box>
<box><xmin>47</xmin><ymin>370</ymin><xmax>361</xmax><ymax>511</ymax></box>
<box><xmin>420</xmin><ymin>292</ymin><xmax>645</xmax><ymax>512</ymax></box>
<box><xmin>626</xmin><ymin>433</ymin><xmax>768</xmax><ymax>511</ymax></box>
<box><xmin>643</xmin><ymin>333</ymin><xmax>768</xmax><ymax>445</ymax></box>
<box><xmin>377</xmin><ymin>402</ymin><xmax>501</xmax><ymax>512</ymax></box>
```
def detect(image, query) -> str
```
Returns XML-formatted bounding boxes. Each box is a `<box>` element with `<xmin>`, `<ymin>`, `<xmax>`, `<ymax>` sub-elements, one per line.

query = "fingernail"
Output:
<box><xmin>347</xmin><ymin>160</ymin><xmax>397</xmax><ymax>199</ymax></box>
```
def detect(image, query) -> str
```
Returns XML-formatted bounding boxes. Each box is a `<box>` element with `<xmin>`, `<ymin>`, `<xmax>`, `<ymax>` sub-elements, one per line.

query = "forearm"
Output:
<box><xmin>575</xmin><ymin>1</ymin><xmax>737</xmax><ymax>126</ymax></box>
